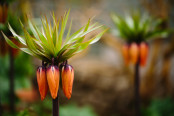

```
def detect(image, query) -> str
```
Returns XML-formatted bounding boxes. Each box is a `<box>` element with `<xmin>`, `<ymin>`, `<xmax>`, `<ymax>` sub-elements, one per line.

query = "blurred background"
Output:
<box><xmin>1</xmin><ymin>0</ymin><xmax>174</xmax><ymax>116</ymax></box>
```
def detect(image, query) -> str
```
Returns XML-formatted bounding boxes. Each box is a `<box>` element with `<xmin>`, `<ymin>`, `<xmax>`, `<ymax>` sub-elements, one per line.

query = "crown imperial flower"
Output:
<box><xmin>36</xmin><ymin>66</ymin><xmax>48</xmax><ymax>100</ymax></box>
<box><xmin>111</xmin><ymin>12</ymin><xmax>168</xmax><ymax>66</ymax></box>
<box><xmin>61</xmin><ymin>63</ymin><xmax>74</xmax><ymax>99</ymax></box>
<box><xmin>2</xmin><ymin>10</ymin><xmax>107</xmax><ymax>100</ymax></box>
<box><xmin>130</xmin><ymin>43</ymin><xmax>139</xmax><ymax>65</ymax></box>
<box><xmin>47</xmin><ymin>65</ymin><xmax>60</xmax><ymax>99</ymax></box>
<box><xmin>122</xmin><ymin>44</ymin><xmax>129</xmax><ymax>65</ymax></box>
<box><xmin>139</xmin><ymin>42</ymin><xmax>149</xmax><ymax>66</ymax></box>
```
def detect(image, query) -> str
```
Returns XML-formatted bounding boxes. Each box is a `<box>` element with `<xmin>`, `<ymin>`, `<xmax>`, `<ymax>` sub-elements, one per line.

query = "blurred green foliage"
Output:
<box><xmin>0</xmin><ymin>52</ymin><xmax>34</xmax><ymax>104</ymax></box>
<box><xmin>60</xmin><ymin>104</ymin><xmax>97</xmax><ymax>116</ymax></box>
<box><xmin>0</xmin><ymin>12</ymin><xmax>22</xmax><ymax>36</ymax></box>
<box><xmin>0</xmin><ymin>0</ymin><xmax>15</xmax><ymax>4</ymax></box>
<box><xmin>15</xmin><ymin>100</ymin><xmax>98</xmax><ymax>116</ymax></box>
<box><xmin>143</xmin><ymin>97</ymin><xmax>174</xmax><ymax>116</ymax></box>
<box><xmin>111</xmin><ymin>11</ymin><xmax>169</xmax><ymax>43</ymax></box>
<box><xmin>17</xmin><ymin>110</ymin><xmax>29</xmax><ymax>116</ymax></box>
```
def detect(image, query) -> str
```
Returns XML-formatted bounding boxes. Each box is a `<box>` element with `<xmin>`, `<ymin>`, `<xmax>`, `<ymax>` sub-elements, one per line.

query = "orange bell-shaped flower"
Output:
<box><xmin>46</xmin><ymin>65</ymin><xmax>59</xmax><ymax>99</ymax></box>
<box><xmin>129</xmin><ymin>42</ymin><xmax>139</xmax><ymax>64</ymax></box>
<box><xmin>122</xmin><ymin>44</ymin><xmax>129</xmax><ymax>65</ymax></box>
<box><xmin>36</xmin><ymin>66</ymin><xmax>48</xmax><ymax>100</ymax></box>
<box><xmin>140</xmin><ymin>42</ymin><xmax>148</xmax><ymax>66</ymax></box>
<box><xmin>61</xmin><ymin>64</ymin><xmax>74</xmax><ymax>99</ymax></box>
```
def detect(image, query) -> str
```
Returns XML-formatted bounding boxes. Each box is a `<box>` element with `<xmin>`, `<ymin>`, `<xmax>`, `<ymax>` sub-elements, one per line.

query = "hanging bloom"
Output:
<box><xmin>36</xmin><ymin>66</ymin><xmax>48</xmax><ymax>100</ymax></box>
<box><xmin>3</xmin><ymin>10</ymin><xmax>106</xmax><ymax>101</ymax></box>
<box><xmin>61</xmin><ymin>64</ymin><xmax>74</xmax><ymax>99</ymax></box>
<box><xmin>140</xmin><ymin>42</ymin><xmax>149</xmax><ymax>66</ymax></box>
<box><xmin>122</xmin><ymin>44</ymin><xmax>129</xmax><ymax>65</ymax></box>
<box><xmin>111</xmin><ymin>12</ymin><xmax>168</xmax><ymax>66</ymax></box>
<box><xmin>47</xmin><ymin>65</ymin><xmax>60</xmax><ymax>99</ymax></box>
<box><xmin>129</xmin><ymin>42</ymin><xmax>139</xmax><ymax>64</ymax></box>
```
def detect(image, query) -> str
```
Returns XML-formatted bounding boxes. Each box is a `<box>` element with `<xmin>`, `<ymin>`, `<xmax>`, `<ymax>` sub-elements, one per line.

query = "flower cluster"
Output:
<box><xmin>37</xmin><ymin>59</ymin><xmax>74</xmax><ymax>100</ymax></box>
<box><xmin>122</xmin><ymin>42</ymin><xmax>148</xmax><ymax>66</ymax></box>
<box><xmin>111</xmin><ymin>12</ymin><xmax>168</xmax><ymax>66</ymax></box>
<box><xmin>3</xmin><ymin>10</ymin><xmax>106</xmax><ymax>100</ymax></box>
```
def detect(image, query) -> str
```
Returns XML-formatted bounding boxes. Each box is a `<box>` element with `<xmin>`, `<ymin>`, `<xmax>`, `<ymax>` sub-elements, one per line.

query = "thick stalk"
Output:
<box><xmin>52</xmin><ymin>58</ymin><xmax>59</xmax><ymax>116</ymax></box>
<box><xmin>52</xmin><ymin>93</ymin><xmax>59</xmax><ymax>116</ymax></box>
<box><xmin>9</xmin><ymin>48</ymin><xmax>14</xmax><ymax>113</ymax></box>
<box><xmin>135</xmin><ymin>60</ymin><xmax>140</xmax><ymax>116</ymax></box>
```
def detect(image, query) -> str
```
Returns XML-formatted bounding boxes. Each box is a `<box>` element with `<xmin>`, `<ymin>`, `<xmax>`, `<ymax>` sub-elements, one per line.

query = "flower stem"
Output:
<box><xmin>52</xmin><ymin>93</ymin><xmax>59</xmax><ymax>116</ymax></box>
<box><xmin>135</xmin><ymin>60</ymin><xmax>141</xmax><ymax>116</ymax></box>
<box><xmin>52</xmin><ymin>58</ymin><xmax>59</xmax><ymax>116</ymax></box>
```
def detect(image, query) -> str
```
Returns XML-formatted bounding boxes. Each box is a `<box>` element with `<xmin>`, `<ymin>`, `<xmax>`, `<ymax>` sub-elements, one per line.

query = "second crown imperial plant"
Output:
<box><xmin>3</xmin><ymin>10</ymin><xmax>107</xmax><ymax>100</ymax></box>
<box><xmin>122</xmin><ymin>42</ymin><xmax>148</xmax><ymax>66</ymax></box>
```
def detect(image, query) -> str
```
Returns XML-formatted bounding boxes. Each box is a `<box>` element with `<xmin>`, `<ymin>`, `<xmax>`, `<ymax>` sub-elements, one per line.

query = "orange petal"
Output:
<box><xmin>129</xmin><ymin>42</ymin><xmax>139</xmax><ymax>64</ymax></box>
<box><xmin>37</xmin><ymin>66</ymin><xmax>48</xmax><ymax>100</ymax></box>
<box><xmin>47</xmin><ymin>65</ymin><xmax>59</xmax><ymax>99</ymax></box>
<box><xmin>122</xmin><ymin>44</ymin><xmax>129</xmax><ymax>65</ymax></box>
<box><xmin>140</xmin><ymin>42</ymin><xmax>149</xmax><ymax>67</ymax></box>
<box><xmin>62</xmin><ymin>65</ymin><xmax>74</xmax><ymax>99</ymax></box>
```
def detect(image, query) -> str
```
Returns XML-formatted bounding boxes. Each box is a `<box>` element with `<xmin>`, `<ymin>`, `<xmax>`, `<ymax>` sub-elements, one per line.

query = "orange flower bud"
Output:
<box><xmin>122</xmin><ymin>44</ymin><xmax>129</xmax><ymax>65</ymax></box>
<box><xmin>47</xmin><ymin>65</ymin><xmax>59</xmax><ymax>99</ymax></box>
<box><xmin>37</xmin><ymin>66</ymin><xmax>48</xmax><ymax>100</ymax></box>
<box><xmin>129</xmin><ymin>42</ymin><xmax>139</xmax><ymax>64</ymax></box>
<box><xmin>61</xmin><ymin>64</ymin><xmax>74</xmax><ymax>99</ymax></box>
<box><xmin>140</xmin><ymin>42</ymin><xmax>148</xmax><ymax>67</ymax></box>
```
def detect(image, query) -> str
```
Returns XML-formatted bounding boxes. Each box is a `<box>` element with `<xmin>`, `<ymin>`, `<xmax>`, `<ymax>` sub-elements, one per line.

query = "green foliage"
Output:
<box><xmin>31</xmin><ymin>100</ymin><xmax>97</xmax><ymax>116</ymax></box>
<box><xmin>0</xmin><ymin>12</ymin><xmax>23</xmax><ymax>35</ymax></box>
<box><xmin>60</xmin><ymin>104</ymin><xmax>97</xmax><ymax>116</ymax></box>
<box><xmin>31</xmin><ymin>98</ymin><xmax>52</xmax><ymax>116</ymax></box>
<box><xmin>143</xmin><ymin>98</ymin><xmax>174</xmax><ymax>116</ymax></box>
<box><xmin>111</xmin><ymin>11</ymin><xmax>168</xmax><ymax>43</ymax></box>
<box><xmin>0</xmin><ymin>0</ymin><xmax>15</xmax><ymax>4</ymax></box>
<box><xmin>17</xmin><ymin>110</ymin><xmax>29</xmax><ymax>116</ymax></box>
<box><xmin>0</xmin><ymin>52</ymin><xmax>34</xmax><ymax>104</ymax></box>
<box><xmin>3</xmin><ymin>10</ymin><xmax>107</xmax><ymax>64</ymax></box>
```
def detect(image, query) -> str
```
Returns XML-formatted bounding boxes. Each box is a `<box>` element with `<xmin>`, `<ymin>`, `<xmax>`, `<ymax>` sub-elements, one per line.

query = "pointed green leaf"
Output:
<box><xmin>89</xmin><ymin>29</ymin><xmax>108</xmax><ymax>44</ymax></box>
<box><xmin>57</xmin><ymin>10</ymin><xmax>70</xmax><ymax>51</ymax></box>
<box><xmin>64</xmin><ymin>19</ymin><xmax>72</xmax><ymax>43</ymax></box>
<box><xmin>8</xmin><ymin>24</ymin><xmax>26</xmax><ymax>45</ymax></box>
<box><xmin>84</xmin><ymin>19</ymin><xmax>91</xmax><ymax>32</ymax></box>
<box><xmin>28</xmin><ymin>19</ymin><xmax>40</xmax><ymax>40</ymax></box>
<box><xmin>2</xmin><ymin>32</ymin><xmax>19</xmax><ymax>49</ymax></box>
<box><xmin>20</xmin><ymin>48</ymin><xmax>34</xmax><ymax>56</ymax></box>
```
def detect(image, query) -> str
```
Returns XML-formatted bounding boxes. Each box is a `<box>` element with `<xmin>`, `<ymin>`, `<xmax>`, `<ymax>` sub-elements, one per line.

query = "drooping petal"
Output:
<box><xmin>61</xmin><ymin>64</ymin><xmax>74</xmax><ymax>99</ymax></box>
<box><xmin>129</xmin><ymin>42</ymin><xmax>139</xmax><ymax>64</ymax></box>
<box><xmin>46</xmin><ymin>65</ymin><xmax>59</xmax><ymax>99</ymax></box>
<box><xmin>140</xmin><ymin>42</ymin><xmax>149</xmax><ymax>67</ymax></box>
<box><xmin>122</xmin><ymin>44</ymin><xmax>129</xmax><ymax>65</ymax></box>
<box><xmin>36</xmin><ymin>66</ymin><xmax>48</xmax><ymax>100</ymax></box>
